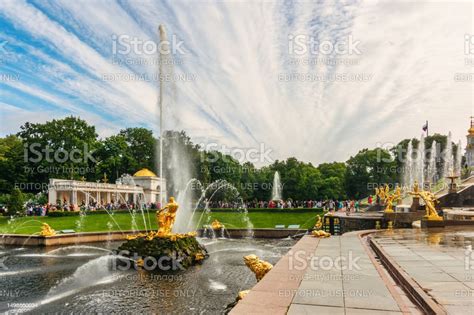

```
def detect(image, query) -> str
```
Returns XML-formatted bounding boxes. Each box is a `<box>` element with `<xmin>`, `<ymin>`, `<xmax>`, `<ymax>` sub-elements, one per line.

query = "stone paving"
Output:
<box><xmin>372</xmin><ymin>228</ymin><xmax>474</xmax><ymax>314</ymax></box>
<box><xmin>231</xmin><ymin>233</ymin><xmax>406</xmax><ymax>315</ymax></box>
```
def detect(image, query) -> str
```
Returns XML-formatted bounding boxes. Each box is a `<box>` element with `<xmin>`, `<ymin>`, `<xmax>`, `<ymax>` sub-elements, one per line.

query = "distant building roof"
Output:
<box><xmin>133</xmin><ymin>168</ymin><xmax>157</xmax><ymax>177</ymax></box>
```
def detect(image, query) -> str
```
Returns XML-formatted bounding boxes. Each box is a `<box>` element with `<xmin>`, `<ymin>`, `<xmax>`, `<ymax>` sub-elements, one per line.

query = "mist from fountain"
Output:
<box><xmin>455</xmin><ymin>140</ymin><xmax>462</xmax><ymax>177</ymax></box>
<box><xmin>403</xmin><ymin>140</ymin><xmax>414</xmax><ymax>189</ymax></box>
<box><xmin>271</xmin><ymin>171</ymin><xmax>282</xmax><ymax>200</ymax></box>
<box><xmin>442</xmin><ymin>131</ymin><xmax>454</xmax><ymax>178</ymax></box>
<box><xmin>415</xmin><ymin>134</ymin><xmax>425</xmax><ymax>187</ymax></box>
<box><xmin>426</xmin><ymin>140</ymin><xmax>437</xmax><ymax>185</ymax></box>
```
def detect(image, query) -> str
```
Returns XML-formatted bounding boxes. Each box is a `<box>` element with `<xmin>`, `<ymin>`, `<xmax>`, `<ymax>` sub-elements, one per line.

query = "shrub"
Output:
<box><xmin>7</xmin><ymin>188</ymin><xmax>25</xmax><ymax>216</ymax></box>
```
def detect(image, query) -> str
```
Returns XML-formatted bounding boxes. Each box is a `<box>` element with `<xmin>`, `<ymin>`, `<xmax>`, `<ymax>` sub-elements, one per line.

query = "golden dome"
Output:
<box><xmin>469</xmin><ymin>127</ymin><xmax>474</xmax><ymax>135</ymax></box>
<box><xmin>133</xmin><ymin>168</ymin><xmax>157</xmax><ymax>177</ymax></box>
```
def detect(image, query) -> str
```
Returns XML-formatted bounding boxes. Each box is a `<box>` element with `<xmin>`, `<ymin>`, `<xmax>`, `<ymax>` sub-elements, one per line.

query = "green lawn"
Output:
<box><xmin>0</xmin><ymin>210</ymin><xmax>322</xmax><ymax>235</ymax></box>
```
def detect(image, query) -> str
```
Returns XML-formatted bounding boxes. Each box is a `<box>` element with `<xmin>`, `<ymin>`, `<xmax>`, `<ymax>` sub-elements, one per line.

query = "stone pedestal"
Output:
<box><xmin>411</xmin><ymin>197</ymin><xmax>420</xmax><ymax>212</ymax></box>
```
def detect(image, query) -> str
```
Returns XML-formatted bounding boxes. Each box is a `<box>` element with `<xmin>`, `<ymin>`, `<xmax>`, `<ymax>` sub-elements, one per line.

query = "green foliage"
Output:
<box><xmin>1</xmin><ymin>115</ymin><xmax>462</xmax><ymax>202</ymax></box>
<box><xmin>17</xmin><ymin>116</ymin><xmax>99</xmax><ymax>187</ymax></box>
<box><xmin>345</xmin><ymin>148</ymin><xmax>397</xmax><ymax>199</ymax></box>
<box><xmin>95</xmin><ymin>127</ymin><xmax>157</xmax><ymax>182</ymax></box>
<box><xmin>7</xmin><ymin>188</ymin><xmax>25</xmax><ymax>215</ymax></box>
<box><xmin>0</xmin><ymin>135</ymin><xmax>27</xmax><ymax>193</ymax></box>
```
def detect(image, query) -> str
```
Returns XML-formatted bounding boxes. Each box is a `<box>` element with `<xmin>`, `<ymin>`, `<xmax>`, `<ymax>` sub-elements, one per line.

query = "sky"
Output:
<box><xmin>0</xmin><ymin>0</ymin><xmax>473</xmax><ymax>166</ymax></box>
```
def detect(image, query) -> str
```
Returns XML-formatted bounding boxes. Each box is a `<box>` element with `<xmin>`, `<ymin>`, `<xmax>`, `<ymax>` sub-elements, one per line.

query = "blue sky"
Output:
<box><xmin>0</xmin><ymin>0</ymin><xmax>473</xmax><ymax>166</ymax></box>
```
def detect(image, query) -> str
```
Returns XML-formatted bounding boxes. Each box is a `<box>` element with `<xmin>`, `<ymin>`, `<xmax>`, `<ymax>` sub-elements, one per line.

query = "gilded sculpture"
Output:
<box><xmin>375</xmin><ymin>185</ymin><xmax>402</xmax><ymax>213</ymax></box>
<box><xmin>238</xmin><ymin>254</ymin><xmax>273</xmax><ymax>300</ymax></box>
<box><xmin>156</xmin><ymin>196</ymin><xmax>179</xmax><ymax>236</ymax></box>
<box><xmin>40</xmin><ymin>223</ymin><xmax>56</xmax><ymax>237</ymax></box>
<box><xmin>409</xmin><ymin>188</ymin><xmax>442</xmax><ymax>221</ymax></box>
<box><xmin>211</xmin><ymin>219</ymin><xmax>224</xmax><ymax>230</ymax></box>
<box><xmin>243</xmin><ymin>254</ymin><xmax>273</xmax><ymax>281</ymax></box>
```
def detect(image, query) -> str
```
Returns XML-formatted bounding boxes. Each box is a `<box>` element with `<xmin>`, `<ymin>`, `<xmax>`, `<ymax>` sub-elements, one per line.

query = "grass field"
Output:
<box><xmin>0</xmin><ymin>210</ymin><xmax>323</xmax><ymax>235</ymax></box>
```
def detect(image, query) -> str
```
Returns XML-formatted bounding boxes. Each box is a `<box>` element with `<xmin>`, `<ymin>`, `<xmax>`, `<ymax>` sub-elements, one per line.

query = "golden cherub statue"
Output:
<box><xmin>40</xmin><ymin>223</ymin><xmax>56</xmax><ymax>237</ymax></box>
<box><xmin>156</xmin><ymin>196</ymin><xmax>179</xmax><ymax>236</ymax></box>
<box><xmin>211</xmin><ymin>219</ymin><xmax>224</xmax><ymax>230</ymax></box>
<box><xmin>409</xmin><ymin>189</ymin><xmax>442</xmax><ymax>221</ymax></box>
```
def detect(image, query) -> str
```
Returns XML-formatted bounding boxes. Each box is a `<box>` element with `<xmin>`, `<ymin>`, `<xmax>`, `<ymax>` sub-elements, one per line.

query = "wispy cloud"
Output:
<box><xmin>0</xmin><ymin>0</ymin><xmax>472</xmax><ymax>165</ymax></box>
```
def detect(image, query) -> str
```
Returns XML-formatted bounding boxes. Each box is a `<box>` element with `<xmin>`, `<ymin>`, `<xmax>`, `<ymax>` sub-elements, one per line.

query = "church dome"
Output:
<box><xmin>133</xmin><ymin>168</ymin><xmax>157</xmax><ymax>177</ymax></box>
<box><xmin>469</xmin><ymin>127</ymin><xmax>474</xmax><ymax>135</ymax></box>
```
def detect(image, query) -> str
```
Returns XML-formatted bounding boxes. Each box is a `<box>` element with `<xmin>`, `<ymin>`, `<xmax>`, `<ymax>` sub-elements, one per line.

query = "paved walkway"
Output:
<box><xmin>372</xmin><ymin>229</ymin><xmax>474</xmax><ymax>314</ymax></box>
<box><xmin>231</xmin><ymin>233</ymin><xmax>408</xmax><ymax>314</ymax></box>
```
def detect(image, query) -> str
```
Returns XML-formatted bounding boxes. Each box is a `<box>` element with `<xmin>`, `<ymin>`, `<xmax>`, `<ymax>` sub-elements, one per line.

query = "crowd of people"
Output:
<box><xmin>206</xmin><ymin>199</ymin><xmax>361</xmax><ymax>212</ymax></box>
<box><xmin>22</xmin><ymin>197</ymin><xmax>366</xmax><ymax>216</ymax></box>
<box><xmin>23</xmin><ymin>200</ymin><xmax>162</xmax><ymax>216</ymax></box>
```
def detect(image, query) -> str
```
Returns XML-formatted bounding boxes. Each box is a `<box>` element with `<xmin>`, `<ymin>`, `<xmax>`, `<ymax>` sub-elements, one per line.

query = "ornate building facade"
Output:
<box><xmin>467</xmin><ymin>117</ymin><xmax>474</xmax><ymax>172</ymax></box>
<box><xmin>48</xmin><ymin>168</ymin><xmax>166</xmax><ymax>207</ymax></box>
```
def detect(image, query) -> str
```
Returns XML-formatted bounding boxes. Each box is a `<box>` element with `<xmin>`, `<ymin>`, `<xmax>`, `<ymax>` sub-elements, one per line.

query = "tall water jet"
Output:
<box><xmin>455</xmin><ymin>140</ymin><xmax>463</xmax><ymax>177</ymax></box>
<box><xmin>403</xmin><ymin>140</ymin><xmax>414</xmax><ymax>189</ymax></box>
<box><xmin>156</xmin><ymin>25</ymin><xmax>193</xmax><ymax>233</ymax></box>
<box><xmin>158</xmin><ymin>24</ymin><xmax>166</xmax><ymax>209</ymax></box>
<box><xmin>426</xmin><ymin>140</ymin><xmax>437</xmax><ymax>185</ymax></box>
<box><xmin>415</xmin><ymin>134</ymin><xmax>425</xmax><ymax>187</ymax></box>
<box><xmin>443</xmin><ymin>131</ymin><xmax>454</xmax><ymax>178</ymax></box>
<box><xmin>271</xmin><ymin>171</ymin><xmax>282</xmax><ymax>200</ymax></box>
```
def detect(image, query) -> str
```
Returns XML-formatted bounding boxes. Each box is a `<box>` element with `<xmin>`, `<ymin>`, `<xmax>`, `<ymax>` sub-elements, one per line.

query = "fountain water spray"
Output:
<box><xmin>403</xmin><ymin>140</ymin><xmax>414</xmax><ymax>189</ymax></box>
<box><xmin>455</xmin><ymin>140</ymin><xmax>463</xmax><ymax>177</ymax></box>
<box><xmin>442</xmin><ymin>131</ymin><xmax>454</xmax><ymax>178</ymax></box>
<box><xmin>271</xmin><ymin>171</ymin><xmax>282</xmax><ymax>200</ymax></box>
<box><xmin>426</xmin><ymin>140</ymin><xmax>437</xmax><ymax>185</ymax></box>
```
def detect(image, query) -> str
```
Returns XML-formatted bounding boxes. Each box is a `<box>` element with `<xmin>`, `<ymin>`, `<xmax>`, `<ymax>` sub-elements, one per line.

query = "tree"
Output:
<box><xmin>345</xmin><ymin>148</ymin><xmax>397</xmax><ymax>199</ymax></box>
<box><xmin>7</xmin><ymin>188</ymin><xmax>25</xmax><ymax>216</ymax></box>
<box><xmin>17</xmin><ymin>116</ymin><xmax>99</xmax><ymax>188</ymax></box>
<box><xmin>0</xmin><ymin>135</ymin><xmax>27</xmax><ymax>193</ymax></box>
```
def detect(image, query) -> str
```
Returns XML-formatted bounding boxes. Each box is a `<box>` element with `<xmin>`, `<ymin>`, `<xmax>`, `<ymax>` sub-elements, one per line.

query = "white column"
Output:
<box><xmin>72</xmin><ymin>190</ymin><xmax>77</xmax><ymax>207</ymax></box>
<box><xmin>48</xmin><ymin>188</ymin><xmax>57</xmax><ymax>205</ymax></box>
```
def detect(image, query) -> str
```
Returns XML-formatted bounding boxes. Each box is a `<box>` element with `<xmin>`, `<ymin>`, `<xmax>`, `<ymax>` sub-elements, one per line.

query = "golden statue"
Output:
<box><xmin>156</xmin><ymin>196</ymin><xmax>179</xmax><ymax>236</ymax></box>
<box><xmin>409</xmin><ymin>189</ymin><xmax>442</xmax><ymax>221</ymax></box>
<box><xmin>211</xmin><ymin>219</ymin><xmax>224</xmax><ymax>230</ymax></box>
<box><xmin>384</xmin><ymin>186</ymin><xmax>402</xmax><ymax>213</ymax></box>
<box><xmin>312</xmin><ymin>230</ymin><xmax>331</xmax><ymax>238</ymax></box>
<box><xmin>314</xmin><ymin>215</ymin><xmax>322</xmax><ymax>230</ymax></box>
<box><xmin>375</xmin><ymin>185</ymin><xmax>390</xmax><ymax>202</ymax></box>
<box><xmin>236</xmin><ymin>255</ymin><xmax>273</xmax><ymax>301</ymax></box>
<box><xmin>40</xmin><ymin>223</ymin><xmax>56</xmax><ymax>237</ymax></box>
<box><xmin>413</xmin><ymin>181</ymin><xmax>420</xmax><ymax>193</ymax></box>
<box><xmin>243</xmin><ymin>254</ymin><xmax>273</xmax><ymax>281</ymax></box>
<box><xmin>387</xmin><ymin>221</ymin><xmax>393</xmax><ymax>230</ymax></box>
